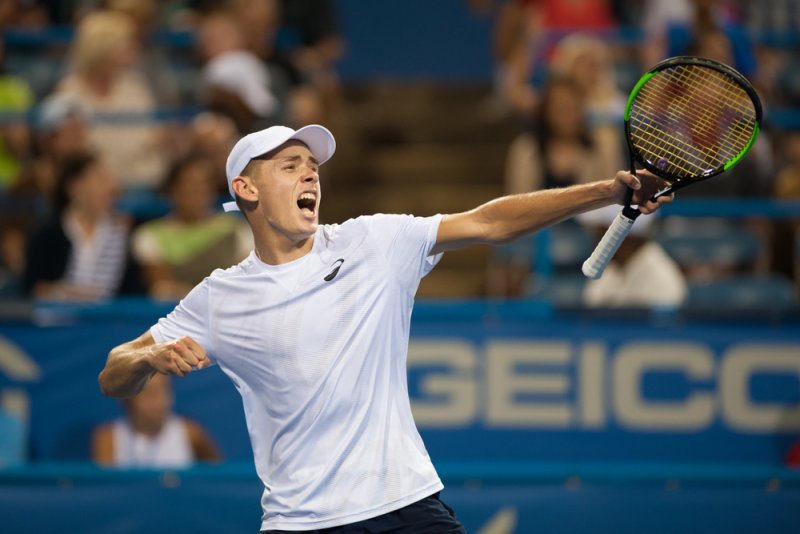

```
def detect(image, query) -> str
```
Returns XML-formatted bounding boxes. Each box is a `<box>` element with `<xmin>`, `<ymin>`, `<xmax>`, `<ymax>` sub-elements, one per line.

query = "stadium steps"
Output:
<box><xmin>325</xmin><ymin>82</ymin><xmax>518</xmax><ymax>297</ymax></box>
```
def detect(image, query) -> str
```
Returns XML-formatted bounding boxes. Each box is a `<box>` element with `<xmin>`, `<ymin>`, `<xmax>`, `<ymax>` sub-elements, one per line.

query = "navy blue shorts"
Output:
<box><xmin>261</xmin><ymin>492</ymin><xmax>466</xmax><ymax>533</ymax></box>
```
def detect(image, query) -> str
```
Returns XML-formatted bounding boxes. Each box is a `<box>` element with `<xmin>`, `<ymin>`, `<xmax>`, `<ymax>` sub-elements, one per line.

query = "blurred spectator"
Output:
<box><xmin>0</xmin><ymin>37</ymin><xmax>34</xmax><ymax>190</ymax></box>
<box><xmin>230</xmin><ymin>0</ymin><xmax>326</xmax><ymax>126</ymax></box>
<box><xmin>491</xmin><ymin>0</ymin><xmax>618</xmax><ymax>118</ymax></box>
<box><xmin>131</xmin><ymin>153</ymin><xmax>252</xmax><ymax>301</ymax></box>
<box><xmin>667</xmin><ymin>1</ymin><xmax>757</xmax><ymax>76</ymax></box>
<box><xmin>190</xmin><ymin>111</ymin><xmax>239</xmax><ymax>196</ymax></box>
<box><xmin>11</xmin><ymin>93</ymin><xmax>91</xmax><ymax>215</ymax></box>
<box><xmin>674</xmin><ymin>26</ymin><xmax>774</xmax><ymax>198</ymax></box>
<box><xmin>504</xmin><ymin>75</ymin><xmax>623</xmax><ymax>194</ymax></box>
<box><xmin>196</xmin><ymin>10</ymin><xmax>285</xmax><ymax>133</ymax></box>
<box><xmin>104</xmin><ymin>0</ymin><xmax>183</xmax><ymax>108</ymax></box>
<box><xmin>51</xmin><ymin>9</ymin><xmax>169</xmax><ymax>190</ymax></box>
<box><xmin>35</xmin><ymin>0</ymin><xmax>95</xmax><ymax>25</ymax></box>
<box><xmin>491</xmin><ymin>0</ymin><xmax>539</xmax><ymax>117</ymax></box>
<box><xmin>92</xmin><ymin>373</ymin><xmax>221</xmax><ymax>468</ymax></box>
<box><xmin>277</xmin><ymin>0</ymin><xmax>345</xmax><ymax>115</ymax></box>
<box><xmin>638</xmin><ymin>0</ymin><xmax>694</xmax><ymax>68</ymax></box>
<box><xmin>579</xmin><ymin>205</ymin><xmax>687</xmax><ymax>307</ymax></box>
<box><xmin>772</xmin><ymin>129</ymin><xmax>800</xmax><ymax>286</ymax></box>
<box><xmin>0</xmin><ymin>214</ymin><xmax>26</xmax><ymax>297</ymax></box>
<box><xmin>548</xmin><ymin>33</ymin><xmax>626</xmax><ymax>123</ymax></box>
<box><xmin>786</xmin><ymin>440</ymin><xmax>800</xmax><ymax>468</ymax></box>
<box><xmin>0</xmin><ymin>95</ymin><xmax>91</xmax><ymax>297</ymax></box>
<box><xmin>22</xmin><ymin>151</ymin><xmax>144</xmax><ymax>300</ymax></box>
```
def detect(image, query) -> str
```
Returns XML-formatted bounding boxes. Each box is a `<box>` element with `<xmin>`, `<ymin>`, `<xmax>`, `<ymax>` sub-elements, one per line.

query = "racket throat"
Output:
<box><xmin>621</xmin><ymin>187</ymin><xmax>642</xmax><ymax>220</ymax></box>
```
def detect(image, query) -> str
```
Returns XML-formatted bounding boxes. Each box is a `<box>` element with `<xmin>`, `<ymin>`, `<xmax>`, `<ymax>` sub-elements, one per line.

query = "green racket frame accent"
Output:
<box><xmin>724</xmin><ymin>122</ymin><xmax>760</xmax><ymax>171</ymax></box>
<box><xmin>623</xmin><ymin>56</ymin><xmax>763</xmax><ymax>189</ymax></box>
<box><xmin>623</xmin><ymin>72</ymin><xmax>654</xmax><ymax>122</ymax></box>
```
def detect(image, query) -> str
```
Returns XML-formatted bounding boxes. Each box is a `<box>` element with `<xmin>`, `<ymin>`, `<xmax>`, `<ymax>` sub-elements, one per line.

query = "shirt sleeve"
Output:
<box><xmin>365</xmin><ymin>214</ymin><xmax>443</xmax><ymax>293</ymax></box>
<box><xmin>150</xmin><ymin>278</ymin><xmax>216</xmax><ymax>363</ymax></box>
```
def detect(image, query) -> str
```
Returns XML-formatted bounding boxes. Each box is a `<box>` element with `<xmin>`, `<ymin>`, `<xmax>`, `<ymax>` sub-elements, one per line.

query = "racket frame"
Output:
<box><xmin>623</xmin><ymin>55</ymin><xmax>763</xmax><ymax>196</ymax></box>
<box><xmin>581</xmin><ymin>56</ymin><xmax>762</xmax><ymax>280</ymax></box>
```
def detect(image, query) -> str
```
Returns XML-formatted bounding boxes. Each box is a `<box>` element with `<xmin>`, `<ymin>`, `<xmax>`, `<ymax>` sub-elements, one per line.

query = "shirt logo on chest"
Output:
<box><xmin>323</xmin><ymin>259</ymin><xmax>345</xmax><ymax>281</ymax></box>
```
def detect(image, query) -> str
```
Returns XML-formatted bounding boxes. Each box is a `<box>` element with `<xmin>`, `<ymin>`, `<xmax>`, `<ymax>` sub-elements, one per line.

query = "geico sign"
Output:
<box><xmin>408</xmin><ymin>340</ymin><xmax>800</xmax><ymax>433</ymax></box>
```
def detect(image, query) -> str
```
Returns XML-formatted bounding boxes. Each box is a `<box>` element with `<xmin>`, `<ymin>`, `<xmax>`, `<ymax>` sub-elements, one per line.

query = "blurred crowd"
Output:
<box><xmin>0</xmin><ymin>0</ymin><xmax>798</xmax><ymax>308</ymax></box>
<box><xmin>0</xmin><ymin>0</ymin><xmax>344</xmax><ymax>302</ymax></box>
<box><xmin>476</xmin><ymin>0</ymin><xmax>800</xmax><ymax>307</ymax></box>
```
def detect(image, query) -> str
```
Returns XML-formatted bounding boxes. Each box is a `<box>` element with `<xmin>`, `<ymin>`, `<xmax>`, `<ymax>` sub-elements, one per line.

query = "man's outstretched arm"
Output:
<box><xmin>432</xmin><ymin>171</ymin><xmax>671</xmax><ymax>254</ymax></box>
<box><xmin>99</xmin><ymin>331</ymin><xmax>209</xmax><ymax>398</ymax></box>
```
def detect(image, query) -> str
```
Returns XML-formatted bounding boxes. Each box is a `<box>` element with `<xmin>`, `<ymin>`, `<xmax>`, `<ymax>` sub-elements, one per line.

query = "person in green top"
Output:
<box><xmin>0</xmin><ymin>39</ymin><xmax>34</xmax><ymax>189</ymax></box>
<box><xmin>131</xmin><ymin>153</ymin><xmax>252</xmax><ymax>300</ymax></box>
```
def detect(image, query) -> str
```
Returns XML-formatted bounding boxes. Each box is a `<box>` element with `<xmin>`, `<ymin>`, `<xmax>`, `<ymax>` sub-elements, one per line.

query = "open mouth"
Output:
<box><xmin>297</xmin><ymin>192</ymin><xmax>317</xmax><ymax>215</ymax></box>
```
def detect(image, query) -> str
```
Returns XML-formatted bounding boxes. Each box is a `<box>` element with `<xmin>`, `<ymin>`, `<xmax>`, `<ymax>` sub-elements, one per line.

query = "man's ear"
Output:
<box><xmin>231</xmin><ymin>175</ymin><xmax>258</xmax><ymax>202</ymax></box>
<box><xmin>231</xmin><ymin>176</ymin><xmax>259</xmax><ymax>211</ymax></box>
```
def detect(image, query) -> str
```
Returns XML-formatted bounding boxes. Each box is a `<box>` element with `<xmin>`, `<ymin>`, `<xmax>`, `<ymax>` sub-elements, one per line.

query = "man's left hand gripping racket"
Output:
<box><xmin>582</xmin><ymin>56</ymin><xmax>762</xmax><ymax>279</ymax></box>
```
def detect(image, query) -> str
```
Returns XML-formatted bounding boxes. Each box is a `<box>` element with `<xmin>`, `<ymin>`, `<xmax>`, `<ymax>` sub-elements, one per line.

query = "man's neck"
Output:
<box><xmin>254</xmin><ymin>235</ymin><xmax>314</xmax><ymax>266</ymax></box>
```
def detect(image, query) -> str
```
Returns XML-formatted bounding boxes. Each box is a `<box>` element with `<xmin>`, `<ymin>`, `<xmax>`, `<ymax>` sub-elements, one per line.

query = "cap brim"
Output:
<box><xmin>285</xmin><ymin>124</ymin><xmax>336</xmax><ymax>166</ymax></box>
<box><xmin>243</xmin><ymin>124</ymin><xmax>336</xmax><ymax>170</ymax></box>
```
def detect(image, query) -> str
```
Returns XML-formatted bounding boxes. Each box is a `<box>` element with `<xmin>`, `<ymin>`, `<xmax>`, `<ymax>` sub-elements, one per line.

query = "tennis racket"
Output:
<box><xmin>581</xmin><ymin>56</ymin><xmax>762</xmax><ymax>279</ymax></box>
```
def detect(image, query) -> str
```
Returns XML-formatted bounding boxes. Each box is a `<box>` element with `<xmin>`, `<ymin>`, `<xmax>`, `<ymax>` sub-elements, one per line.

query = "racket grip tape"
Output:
<box><xmin>581</xmin><ymin>211</ymin><xmax>635</xmax><ymax>279</ymax></box>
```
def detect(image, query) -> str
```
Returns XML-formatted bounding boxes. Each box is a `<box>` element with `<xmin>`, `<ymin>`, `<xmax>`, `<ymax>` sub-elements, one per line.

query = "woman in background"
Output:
<box><xmin>132</xmin><ymin>153</ymin><xmax>252</xmax><ymax>300</ymax></box>
<box><xmin>51</xmin><ymin>10</ymin><xmax>168</xmax><ymax>190</ymax></box>
<box><xmin>92</xmin><ymin>373</ymin><xmax>220</xmax><ymax>468</ymax></box>
<box><xmin>22</xmin><ymin>151</ymin><xmax>143</xmax><ymax>300</ymax></box>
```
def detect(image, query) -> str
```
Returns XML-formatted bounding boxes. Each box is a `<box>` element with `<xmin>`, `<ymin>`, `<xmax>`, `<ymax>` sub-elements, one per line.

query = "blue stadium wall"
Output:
<box><xmin>1</xmin><ymin>300</ymin><xmax>799</xmax><ymax>532</ymax></box>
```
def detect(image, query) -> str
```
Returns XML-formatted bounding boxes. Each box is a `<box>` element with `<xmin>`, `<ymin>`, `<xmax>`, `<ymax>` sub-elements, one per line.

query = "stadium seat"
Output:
<box><xmin>685</xmin><ymin>274</ymin><xmax>798</xmax><ymax>314</ymax></box>
<box><xmin>656</xmin><ymin>220</ymin><xmax>762</xmax><ymax>269</ymax></box>
<box><xmin>495</xmin><ymin>221</ymin><xmax>595</xmax><ymax>272</ymax></box>
<box><xmin>525</xmin><ymin>273</ymin><xmax>587</xmax><ymax>308</ymax></box>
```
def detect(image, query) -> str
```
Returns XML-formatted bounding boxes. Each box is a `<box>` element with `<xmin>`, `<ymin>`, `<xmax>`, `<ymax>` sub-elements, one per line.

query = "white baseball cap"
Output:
<box><xmin>222</xmin><ymin>124</ymin><xmax>336</xmax><ymax>212</ymax></box>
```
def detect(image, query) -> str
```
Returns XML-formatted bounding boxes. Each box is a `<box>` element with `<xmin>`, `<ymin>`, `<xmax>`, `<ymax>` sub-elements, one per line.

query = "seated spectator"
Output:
<box><xmin>197</xmin><ymin>10</ymin><xmax>285</xmax><ymax>133</ymax></box>
<box><xmin>51</xmin><ymin>10</ymin><xmax>169</xmax><ymax>190</ymax></box>
<box><xmin>12</xmin><ymin>93</ymin><xmax>92</xmax><ymax>216</ymax></box>
<box><xmin>22</xmin><ymin>152</ymin><xmax>144</xmax><ymax>300</ymax></box>
<box><xmin>0</xmin><ymin>37</ymin><xmax>34</xmax><ymax>190</ymax></box>
<box><xmin>772</xmin><ymin>129</ymin><xmax>800</xmax><ymax>286</ymax></box>
<box><xmin>579</xmin><ymin>205</ymin><xmax>687</xmax><ymax>308</ymax></box>
<box><xmin>548</xmin><ymin>33</ymin><xmax>627</xmax><ymax>124</ymax></box>
<box><xmin>92</xmin><ymin>373</ymin><xmax>221</xmax><ymax>468</ymax></box>
<box><xmin>504</xmin><ymin>75</ymin><xmax>622</xmax><ymax>194</ymax></box>
<box><xmin>275</xmin><ymin>0</ymin><xmax>346</xmax><ymax>118</ymax></box>
<box><xmin>0</xmin><ymin>215</ymin><xmax>27</xmax><ymax>297</ymax></box>
<box><xmin>131</xmin><ymin>153</ymin><xmax>252</xmax><ymax>300</ymax></box>
<box><xmin>230</xmin><ymin>0</ymin><xmax>327</xmax><ymax>125</ymax></box>
<box><xmin>190</xmin><ymin>111</ymin><xmax>239</xmax><ymax>196</ymax></box>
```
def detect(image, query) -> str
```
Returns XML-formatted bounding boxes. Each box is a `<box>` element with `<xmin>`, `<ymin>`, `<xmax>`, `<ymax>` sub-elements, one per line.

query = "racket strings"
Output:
<box><xmin>628</xmin><ymin>64</ymin><xmax>757</xmax><ymax>179</ymax></box>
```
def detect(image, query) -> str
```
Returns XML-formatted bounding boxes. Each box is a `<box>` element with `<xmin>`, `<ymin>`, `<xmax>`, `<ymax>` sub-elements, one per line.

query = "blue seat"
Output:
<box><xmin>525</xmin><ymin>273</ymin><xmax>588</xmax><ymax>308</ymax></box>
<box><xmin>494</xmin><ymin>221</ymin><xmax>594</xmax><ymax>271</ymax></box>
<box><xmin>686</xmin><ymin>274</ymin><xmax>798</xmax><ymax>313</ymax></box>
<box><xmin>657</xmin><ymin>222</ymin><xmax>762</xmax><ymax>269</ymax></box>
<box><xmin>0</xmin><ymin>411</ymin><xmax>26</xmax><ymax>467</ymax></box>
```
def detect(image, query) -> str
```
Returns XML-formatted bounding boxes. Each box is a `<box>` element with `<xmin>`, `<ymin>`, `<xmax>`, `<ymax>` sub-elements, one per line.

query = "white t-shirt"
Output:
<box><xmin>150</xmin><ymin>214</ymin><xmax>444</xmax><ymax>531</ymax></box>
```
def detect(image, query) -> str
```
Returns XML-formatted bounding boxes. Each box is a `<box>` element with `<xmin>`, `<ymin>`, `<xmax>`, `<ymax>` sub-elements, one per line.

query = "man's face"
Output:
<box><xmin>252</xmin><ymin>141</ymin><xmax>321</xmax><ymax>242</ymax></box>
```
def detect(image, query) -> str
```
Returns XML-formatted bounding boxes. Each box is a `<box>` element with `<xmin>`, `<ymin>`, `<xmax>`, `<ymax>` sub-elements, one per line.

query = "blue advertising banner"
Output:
<box><xmin>1</xmin><ymin>300</ymin><xmax>799</xmax><ymax>465</ymax></box>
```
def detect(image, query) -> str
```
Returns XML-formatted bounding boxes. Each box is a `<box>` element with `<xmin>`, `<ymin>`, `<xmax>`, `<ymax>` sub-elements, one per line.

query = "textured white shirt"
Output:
<box><xmin>151</xmin><ymin>214</ymin><xmax>444</xmax><ymax>530</ymax></box>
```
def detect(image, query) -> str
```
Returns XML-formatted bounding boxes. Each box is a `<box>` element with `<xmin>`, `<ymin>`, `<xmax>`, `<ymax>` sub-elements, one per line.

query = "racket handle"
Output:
<box><xmin>581</xmin><ymin>210</ymin><xmax>635</xmax><ymax>279</ymax></box>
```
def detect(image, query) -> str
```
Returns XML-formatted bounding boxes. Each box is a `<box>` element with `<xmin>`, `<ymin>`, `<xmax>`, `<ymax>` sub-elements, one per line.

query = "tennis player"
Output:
<box><xmin>98</xmin><ymin>124</ymin><xmax>671</xmax><ymax>533</ymax></box>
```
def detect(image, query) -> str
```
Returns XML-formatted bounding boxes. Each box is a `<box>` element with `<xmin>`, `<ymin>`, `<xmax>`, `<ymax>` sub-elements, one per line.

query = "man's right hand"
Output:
<box><xmin>145</xmin><ymin>336</ymin><xmax>210</xmax><ymax>377</ymax></box>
